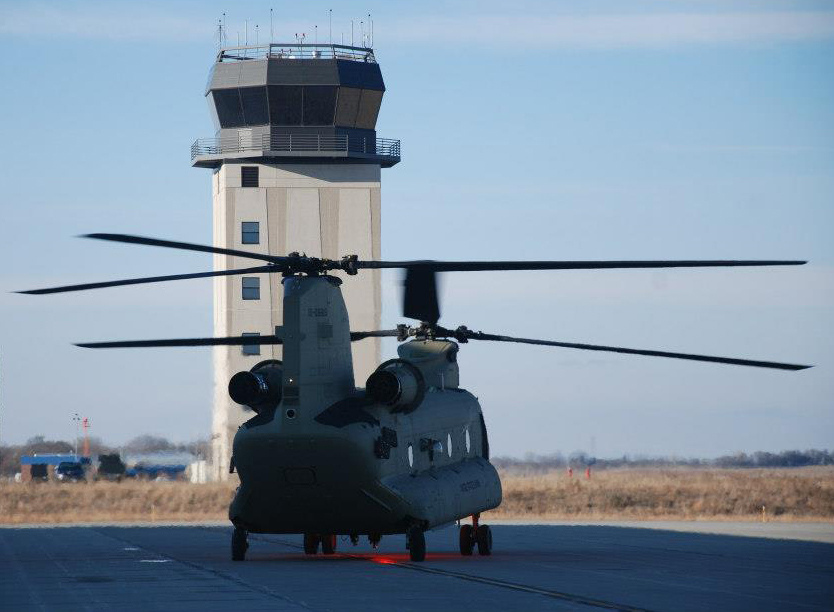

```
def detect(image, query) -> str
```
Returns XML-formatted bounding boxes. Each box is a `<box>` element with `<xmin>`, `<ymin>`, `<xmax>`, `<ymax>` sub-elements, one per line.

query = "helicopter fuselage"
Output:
<box><xmin>230</xmin><ymin>386</ymin><xmax>501</xmax><ymax>535</ymax></box>
<box><xmin>228</xmin><ymin>275</ymin><xmax>502</xmax><ymax>536</ymax></box>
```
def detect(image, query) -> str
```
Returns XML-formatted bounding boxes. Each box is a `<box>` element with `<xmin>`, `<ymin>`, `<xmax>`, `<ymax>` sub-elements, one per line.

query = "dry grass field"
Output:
<box><xmin>1</xmin><ymin>467</ymin><xmax>832</xmax><ymax>524</ymax></box>
<box><xmin>487</xmin><ymin>467</ymin><xmax>834</xmax><ymax>521</ymax></box>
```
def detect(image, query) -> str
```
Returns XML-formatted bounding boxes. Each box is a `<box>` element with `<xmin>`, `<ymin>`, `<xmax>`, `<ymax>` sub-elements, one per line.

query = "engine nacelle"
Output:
<box><xmin>366</xmin><ymin>359</ymin><xmax>425</xmax><ymax>413</ymax></box>
<box><xmin>228</xmin><ymin>359</ymin><xmax>283</xmax><ymax>413</ymax></box>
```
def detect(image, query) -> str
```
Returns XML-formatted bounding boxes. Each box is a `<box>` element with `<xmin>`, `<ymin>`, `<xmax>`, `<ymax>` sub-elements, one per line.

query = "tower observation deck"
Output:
<box><xmin>193</xmin><ymin>43</ymin><xmax>399</xmax><ymax>481</ymax></box>
<box><xmin>191</xmin><ymin>44</ymin><xmax>400</xmax><ymax>168</ymax></box>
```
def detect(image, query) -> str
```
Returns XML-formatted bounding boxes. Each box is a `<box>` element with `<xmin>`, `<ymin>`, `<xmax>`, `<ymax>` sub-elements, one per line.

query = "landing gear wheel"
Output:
<box><xmin>231</xmin><ymin>527</ymin><xmax>248</xmax><ymax>561</ymax></box>
<box><xmin>459</xmin><ymin>524</ymin><xmax>474</xmax><ymax>555</ymax></box>
<box><xmin>475</xmin><ymin>524</ymin><xmax>492</xmax><ymax>556</ymax></box>
<box><xmin>321</xmin><ymin>533</ymin><xmax>337</xmax><ymax>555</ymax></box>
<box><xmin>369</xmin><ymin>533</ymin><xmax>382</xmax><ymax>549</ymax></box>
<box><xmin>408</xmin><ymin>527</ymin><xmax>426</xmax><ymax>562</ymax></box>
<box><xmin>303</xmin><ymin>533</ymin><xmax>320</xmax><ymax>555</ymax></box>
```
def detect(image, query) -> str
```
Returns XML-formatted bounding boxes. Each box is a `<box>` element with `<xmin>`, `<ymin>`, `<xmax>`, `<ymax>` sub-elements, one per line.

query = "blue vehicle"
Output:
<box><xmin>55</xmin><ymin>461</ymin><xmax>86</xmax><ymax>482</ymax></box>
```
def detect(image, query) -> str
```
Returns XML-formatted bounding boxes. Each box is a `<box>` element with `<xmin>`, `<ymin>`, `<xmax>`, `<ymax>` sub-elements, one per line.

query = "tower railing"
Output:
<box><xmin>217</xmin><ymin>43</ymin><xmax>376</xmax><ymax>63</ymax></box>
<box><xmin>191</xmin><ymin>134</ymin><xmax>400</xmax><ymax>161</ymax></box>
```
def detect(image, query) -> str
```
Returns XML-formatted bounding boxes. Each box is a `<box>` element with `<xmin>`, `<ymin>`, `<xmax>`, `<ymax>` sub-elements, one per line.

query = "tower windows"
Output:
<box><xmin>241</xmin><ymin>167</ymin><xmax>259</xmax><ymax>188</ymax></box>
<box><xmin>241</xmin><ymin>221</ymin><xmax>259</xmax><ymax>244</ymax></box>
<box><xmin>210</xmin><ymin>85</ymin><xmax>381</xmax><ymax>128</ymax></box>
<box><xmin>242</xmin><ymin>277</ymin><xmax>260</xmax><ymax>300</ymax></box>
<box><xmin>241</xmin><ymin>332</ymin><xmax>260</xmax><ymax>355</ymax></box>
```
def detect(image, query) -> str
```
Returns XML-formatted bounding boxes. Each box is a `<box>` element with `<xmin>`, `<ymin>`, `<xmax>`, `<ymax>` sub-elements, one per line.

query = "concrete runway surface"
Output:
<box><xmin>1</xmin><ymin>524</ymin><xmax>832</xmax><ymax>612</ymax></box>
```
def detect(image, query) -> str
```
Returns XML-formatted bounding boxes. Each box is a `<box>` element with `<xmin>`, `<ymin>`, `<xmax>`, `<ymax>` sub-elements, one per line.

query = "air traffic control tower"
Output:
<box><xmin>192</xmin><ymin>44</ymin><xmax>400</xmax><ymax>480</ymax></box>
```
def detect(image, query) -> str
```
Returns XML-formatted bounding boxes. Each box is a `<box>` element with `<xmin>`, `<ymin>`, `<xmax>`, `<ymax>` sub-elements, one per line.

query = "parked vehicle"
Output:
<box><xmin>55</xmin><ymin>461</ymin><xmax>86</xmax><ymax>482</ymax></box>
<box><xmin>95</xmin><ymin>454</ymin><xmax>126</xmax><ymax>482</ymax></box>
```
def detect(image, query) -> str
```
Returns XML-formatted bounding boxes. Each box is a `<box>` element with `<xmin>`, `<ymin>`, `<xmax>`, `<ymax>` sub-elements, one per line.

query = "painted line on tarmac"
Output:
<box><xmin>259</xmin><ymin>534</ymin><xmax>658</xmax><ymax>612</ymax></box>
<box><xmin>94</xmin><ymin>528</ymin><xmax>315</xmax><ymax>611</ymax></box>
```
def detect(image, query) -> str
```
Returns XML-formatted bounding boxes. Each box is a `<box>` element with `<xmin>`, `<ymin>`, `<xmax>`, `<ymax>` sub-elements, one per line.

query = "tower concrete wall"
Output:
<box><xmin>211</xmin><ymin>162</ymin><xmax>382</xmax><ymax>481</ymax></box>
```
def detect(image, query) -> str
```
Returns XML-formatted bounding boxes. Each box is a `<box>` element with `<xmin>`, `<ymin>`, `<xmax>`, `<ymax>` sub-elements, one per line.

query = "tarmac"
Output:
<box><xmin>1</xmin><ymin>522</ymin><xmax>832</xmax><ymax>612</ymax></box>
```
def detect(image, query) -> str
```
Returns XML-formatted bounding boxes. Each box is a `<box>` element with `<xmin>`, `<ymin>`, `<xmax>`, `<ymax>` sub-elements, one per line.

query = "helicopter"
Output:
<box><xmin>21</xmin><ymin>233</ymin><xmax>811</xmax><ymax>562</ymax></box>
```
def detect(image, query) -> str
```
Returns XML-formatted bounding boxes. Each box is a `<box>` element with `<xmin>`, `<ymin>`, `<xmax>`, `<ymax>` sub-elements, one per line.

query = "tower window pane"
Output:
<box><xmin>335</xmin><ymin>87</ymin><xmax>361</xmax><ymax>127</ymax></box>
<box><xmin>240</xmin><ymin>87</ymin><xmax>269</xmax><ymax>125</ymax></box>
<box><xmin>241</xmin><ymin>221</ymin><xmax>259</xmax><ymax>244</ymax></box>
<box><xmin>241</xmin><ymin>166</ymin><xmax>259</xmax><ymax>187</ymax></box>
<box><xmin>242</xmin><ymin>277</ymin><xmax>260</xmax><ymax>300</ymax></box>
<box><xmin>212</xmin><ymin>89</ymin><xmax>244</xmax><ymax>127</ymax></box>
<box><xmin>268</xmin><ymin>85</ymin><xmax>302</xmax><ymax>125</ymax></box>
<box><xmin>303</xmin><ymin>86</ymin><xmax>337</xmax><ymax>125</ymax></box>
<box><xmin>355</xmin><ymin>89</ymin><xmax>383</xmax><ymax>129</ymax></box>
<box><xmin>241</xmin><ymin>332</ymin><xmax>260</xmax><ymax>355</ymax></box>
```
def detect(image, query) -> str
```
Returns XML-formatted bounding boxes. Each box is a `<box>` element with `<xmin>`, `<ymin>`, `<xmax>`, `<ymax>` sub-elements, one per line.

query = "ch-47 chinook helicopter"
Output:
<box><xmin>22</xmin><ymin>233</ymin><xmax>811</xmax><ymax>562</ymax></box>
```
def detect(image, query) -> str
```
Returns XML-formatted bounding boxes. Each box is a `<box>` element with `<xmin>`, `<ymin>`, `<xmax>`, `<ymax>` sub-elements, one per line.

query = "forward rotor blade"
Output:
<box><xmin>18</xmin><ymin>265</ymin><xmax>276</xmax><ymax>295</ymax></box>
<box><xmin>358</xmin><ymin>259</ymin><xmax>807</xmax><ymax>272</ymax></box>
<box><xmin>350</xmin><ymin>329</ymin><xmax>402</xmax><ymax>341</ymax></box>
<box><xmin>83</xmin><ymin>233</ymin><xmax>288</xmax><ymax>265</ymax></box>
<box><xmin>76</xmin><ymin>335</ymin><xmax>283</xmax><ymax>349</ymax></box>
<box><xmin>450</xmin><ymin>329</ymin><xmax>811</xmax><ymax>371</ymax></box>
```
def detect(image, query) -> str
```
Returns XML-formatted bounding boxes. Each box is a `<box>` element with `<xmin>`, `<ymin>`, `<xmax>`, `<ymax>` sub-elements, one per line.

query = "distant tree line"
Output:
<box><xmin>492</xmin><ymin>449</ymin><xmax>834</xmax><ymax>473</ymax></box>
<box><xmin>2</xmin><ymin>435</ymin><xmax>831</xmax><ymax>477</ymax></box>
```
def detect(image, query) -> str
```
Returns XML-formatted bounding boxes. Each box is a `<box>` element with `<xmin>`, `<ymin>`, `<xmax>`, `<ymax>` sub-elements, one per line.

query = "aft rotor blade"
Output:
<box><xmin>350</xmin><ymin>329</ymin><xmax>402</xmax><ymax>341</ymax></box>
<box><xmin>76</xmin><ymin>335</ymin><xmax>283</xmax><ymax>349</ymax></box>
<box><xmin>358</xmin><ymin>259</ymin><xmax>807</xmax><ymax>272</ymax></box>
<box><xmin>453</xmin><ymin>330</ymin><xmax>811</xmax><ymax>371</ymax></box>
<box><xmin>18</xmin><ymin>265</ymin><xmax>277</xmax><ymax>294</ymax></box>
<box><xmin>83</xmin><ymin>233</ymin><xmax>288</xmax><ymax>264</ymax></box>
<box><xmin>403</xmin><ymin>267</ymin><xmax>440</xmax><ymax>325</ymax></box>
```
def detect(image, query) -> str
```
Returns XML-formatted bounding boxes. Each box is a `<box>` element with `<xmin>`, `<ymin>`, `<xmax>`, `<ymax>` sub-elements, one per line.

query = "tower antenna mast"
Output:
<box><xmin>270</xmin><ymin>8</ymin><xmax>274</xmax><ymax>43</ymax></box>
<box><xmin>329</xmin><ymin>9</ymin><xmax>332</xmax><ymax>45</ymax></box>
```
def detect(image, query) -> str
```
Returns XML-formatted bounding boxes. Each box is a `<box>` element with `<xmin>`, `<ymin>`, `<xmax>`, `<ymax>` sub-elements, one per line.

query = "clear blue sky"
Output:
<box><xmin>1</xmin><ymin>0</ymin><xmax>832</xmax><ymax>458</ymax></box>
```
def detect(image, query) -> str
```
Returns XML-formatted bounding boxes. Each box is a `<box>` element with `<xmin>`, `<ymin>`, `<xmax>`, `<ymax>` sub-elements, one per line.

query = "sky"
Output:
<box><xmin>0</xmin><ymin>0</ymin><xmax>832</xmax><ymax>458</ymax></box>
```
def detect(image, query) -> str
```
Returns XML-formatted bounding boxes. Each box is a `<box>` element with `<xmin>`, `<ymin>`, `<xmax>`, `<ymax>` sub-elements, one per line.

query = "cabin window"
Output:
<box><xmin>447</xmin><ymin>433</ymin><xmax>453</xmax><ymax>457</ymax></box>
<box><xmin>465</xmin><ymin>428</ymin><xmax>471</xmax><ymax>454</ymax></box>
<box><xmin>407</xmin><ymin>444</ymin><xmax>414</xmax><ymax>468</ymax></box>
